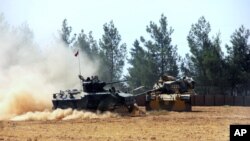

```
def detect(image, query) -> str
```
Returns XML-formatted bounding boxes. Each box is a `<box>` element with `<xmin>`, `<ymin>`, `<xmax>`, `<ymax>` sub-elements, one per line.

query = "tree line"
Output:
<box><xmin>60</xmin><ymin>14</ymin><xmax>250</xmax><ymax>96</ymax></box>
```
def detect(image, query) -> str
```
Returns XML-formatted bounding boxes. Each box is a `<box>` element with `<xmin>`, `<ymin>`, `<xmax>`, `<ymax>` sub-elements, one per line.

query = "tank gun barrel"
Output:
<box><xmin>105</xmin><ymin>80</ymin><xmax>128</xmax><ymax>85</ymax></box>
<box><xmin>133</xmin><ymin>88</ymin><xmax>156</xmax><ymax>97</ymax></box>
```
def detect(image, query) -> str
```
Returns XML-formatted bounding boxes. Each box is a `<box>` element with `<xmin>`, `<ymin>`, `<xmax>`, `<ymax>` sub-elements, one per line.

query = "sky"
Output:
<box><xmin>0</xmin><ymin>0</ymin><xmax>249</xmax><ymax>57</ymax></box>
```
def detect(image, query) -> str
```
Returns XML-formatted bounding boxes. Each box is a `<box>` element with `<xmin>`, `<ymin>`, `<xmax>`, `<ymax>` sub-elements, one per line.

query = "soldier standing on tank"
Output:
<box><xmin>153</xmin><ymin>79</ymin><xmax>163</xmax><ymax>89</ymax></box>
<box><xmin>92</xmin><ymin>75</ymin><xmax>99</xmax><ymax>83</ymax></box>
<box><xmin>78</xmin><ymin>75</ymin><xmax>85</xmax><ymax>81</ymax></box>
<box><xmin>86</xmin><ymin>77</ymin><xmax>91</xmax><ymax>81</ymax></box>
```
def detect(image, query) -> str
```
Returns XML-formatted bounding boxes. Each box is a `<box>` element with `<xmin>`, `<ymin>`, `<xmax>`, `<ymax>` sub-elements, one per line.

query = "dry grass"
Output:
<box><xmin>1</xmin><ymin>106</ymin><xmax>250</xmax><ymax>141</ymax></box>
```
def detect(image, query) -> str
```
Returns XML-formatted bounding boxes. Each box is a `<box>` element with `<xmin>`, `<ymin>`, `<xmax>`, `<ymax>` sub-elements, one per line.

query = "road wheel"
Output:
<box><xmin>185</xmin><ymin>102</ymin><xmax>192</xmax><ymax>111</ymax></box>
<box><xmin>76</xmin><ymin>98</ymin><xmax>88</xmax><ymax>110</ymax></box>
<box><xmin>97</xmin><ymin>96</ymin><xmax>117</xmax><ymax>112</ymax></box>
<box><xmin>145</xmin><ymin>101</ymin><xmax>152</xmax><ymax>111</ymax></box>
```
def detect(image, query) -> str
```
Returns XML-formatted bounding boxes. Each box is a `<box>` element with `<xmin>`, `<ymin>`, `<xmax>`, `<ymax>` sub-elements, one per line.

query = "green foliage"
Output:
<box><xmin>127</xmin><ymin>40</ymin><xmax>158</xmax><ymax>89</ymax></box>
<box><xmin>180</xmin><ymin>54</ymin><xmax>195</xmax><ymax>77</ymax></box>
<box><xmin>74</xmin><ymin>30</ymin><xmax>99</xmax><ymax>59</ymax></box>
<box><xmin>99</xmin><ymin>21</ymin><xmax>127</xmax><ymax>82</ymax></box>
<box><xmin>0</xmin><ymin>14</ymin><xmax>10</xmax><ymax>33</ymax></box>
<box><xmin>144</xmin><ymin>14</ymin><xmax>179</xmax><ymax>77</ymax></box>
<box><xmin>225</xmin><ymin>25</ymin><xmax>250</xmax><ymax>91</ymax></box>
<box><xmin>56</xmin><ymin>16</ymin><xmax>249</xmax><ymax>95</ymax></box>
<box><xmin>187</xmin><ymin>16</ymin><xmax>225</xmax><ymax>94</ymax></box>
<box><xmin>204</xmin><ymin>34</ymin><xmax>225</xmax><ymax>86</ymax></box>
<box><xmin>60</xmin><ymin>19</ymin><xmax>76</xmax><ymax>46</ymax></box>
<box><xmin>187</xmin><ymin>16</ymin><xmax>211</xmax><ymax>81</ymax></box>
<box><xmin>127</xmin><ymin>14</ymin><xmax>179</xmax><ymax>89</ymax></box>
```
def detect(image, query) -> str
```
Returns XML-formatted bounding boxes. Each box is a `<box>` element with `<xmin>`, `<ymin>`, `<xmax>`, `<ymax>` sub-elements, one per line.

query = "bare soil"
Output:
<box><xmin>1</xmin><ymin>106</ymin><xmax>250</xmax><ymax>141</ymax></box>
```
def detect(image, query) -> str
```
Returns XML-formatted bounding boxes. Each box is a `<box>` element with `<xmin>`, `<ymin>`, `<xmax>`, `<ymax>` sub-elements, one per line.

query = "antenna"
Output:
<box><xmin>74</xmin><ymin>47</ymin><xmax>82</xmax><ymax>91</ymax></box>
<box><xmin>77</xmin><ymin>51</ymin><xmax>81</xmax><ymax>76</ymax></box>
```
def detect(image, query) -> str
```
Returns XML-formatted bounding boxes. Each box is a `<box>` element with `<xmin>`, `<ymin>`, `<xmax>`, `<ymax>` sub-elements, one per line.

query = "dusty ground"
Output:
<box><xmin>1</xmin><ymin>106</ymin><xmax>250</xmax><ymax>141</ymax></box>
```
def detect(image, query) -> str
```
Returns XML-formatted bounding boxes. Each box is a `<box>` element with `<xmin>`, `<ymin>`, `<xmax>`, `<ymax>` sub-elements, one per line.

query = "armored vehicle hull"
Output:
<box><xmin>52</xmin><ymin>90</ymin><xmax>136</xmax><ymax>112</ymax></box>
<box><xmin>145</xmin><ymin>76</ymin><xmax>195</xmax><ymax>112</ymax></box>
<box><xmin>52</xmin><ymin>75</ymin><xmax>143</xmax><ymax>115</ymax></box>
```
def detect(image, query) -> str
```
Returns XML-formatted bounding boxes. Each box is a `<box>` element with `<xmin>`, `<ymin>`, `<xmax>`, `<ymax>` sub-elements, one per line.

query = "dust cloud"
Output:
<box><xmin>0</xmin><ymin>17</ymin><xmax>102</xmax><ymax>121</ymax></box>
<box><xmin>11</xmin><ymin>109</ymin><xmax>119</xmax><ymax>121</ymax></box>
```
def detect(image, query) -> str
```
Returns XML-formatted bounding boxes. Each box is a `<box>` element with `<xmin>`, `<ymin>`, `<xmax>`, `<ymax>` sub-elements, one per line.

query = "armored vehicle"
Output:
<box><xmin>145</xmin><ymin>75</ymin><xmax>195</xmax><ymax>112</ymax></box>
<box><xmin>52</xmin><ymin>75</ymin><xmax>140</xmax><ymax>114</ymax></box>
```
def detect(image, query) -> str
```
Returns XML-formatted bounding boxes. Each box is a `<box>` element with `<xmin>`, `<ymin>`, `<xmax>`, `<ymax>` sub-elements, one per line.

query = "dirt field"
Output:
<box><xmin>1</xmin><ymin>106</ymin><xmax>250</xmax><ymax>141</ymax></box>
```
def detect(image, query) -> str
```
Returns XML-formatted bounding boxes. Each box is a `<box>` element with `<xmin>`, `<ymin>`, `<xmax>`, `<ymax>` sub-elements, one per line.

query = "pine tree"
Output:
<box><xmin>60</xmin><ymin>19</ymin><xmax>76</xmax><ymax>46</ymax></box>
<box><xmin>226</xmin><ymin>25</ymin><xmax>250</xmax><ymax>95</ymax></box>
<box><xmin>127</xmin><ymin>40</ymin><xmax>158</xmax><ymax>89</ymax></box>
<box><xmin>187</xmin><ymin>17</ymin><xmax>225</xmax><ymax>94</ymax></box>
<box><xmin>74</xmin><ymin>30</ymin><xmax>99</xmax><ymax>59</ymax></box>
<box><xmin>127</xmin><ymin>14</ymin><xmax>179</xmax><ymax>89</ymax></box>
<box><xmin>99</xmin><ymin>21</ymin><xmax>126</xmax><ymax>82</ymax></box>
<box><xmin>142</xmin><ymin>14</ymin><xmax>179</xmax><ymax>77</ymax></box>
<box><xmin>187</xmin><ymin>16</ymin><xmax>211</xmax><ymax>85</ymax></box>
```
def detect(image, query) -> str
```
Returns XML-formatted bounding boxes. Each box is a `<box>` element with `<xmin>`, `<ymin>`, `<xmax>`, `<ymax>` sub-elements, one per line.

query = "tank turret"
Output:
<box><xmin>78</xmin><ymin>75</ymin><xmax>128</xmax><ymax>93</ymax></box>
<box><xmin>152</xmin><ymin>75</ymin><xmax>195</xmax><ymax>94</ymax></box>
<box><xmin>145</xmin><ymin>74</ymin><xmax>196</xmax><ymax>112</ymax></box>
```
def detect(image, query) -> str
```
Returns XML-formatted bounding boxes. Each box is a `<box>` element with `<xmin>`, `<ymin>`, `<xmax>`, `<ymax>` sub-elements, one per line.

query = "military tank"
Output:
<box><xmin>52</xmin><ymin>75</ymin><xmax>141</xmax><ymax>114</ymax></box>
<box><xmin>145</xmin><ymin>75</ymin><xmax>196</xmax><ymax>112</ymax></box>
